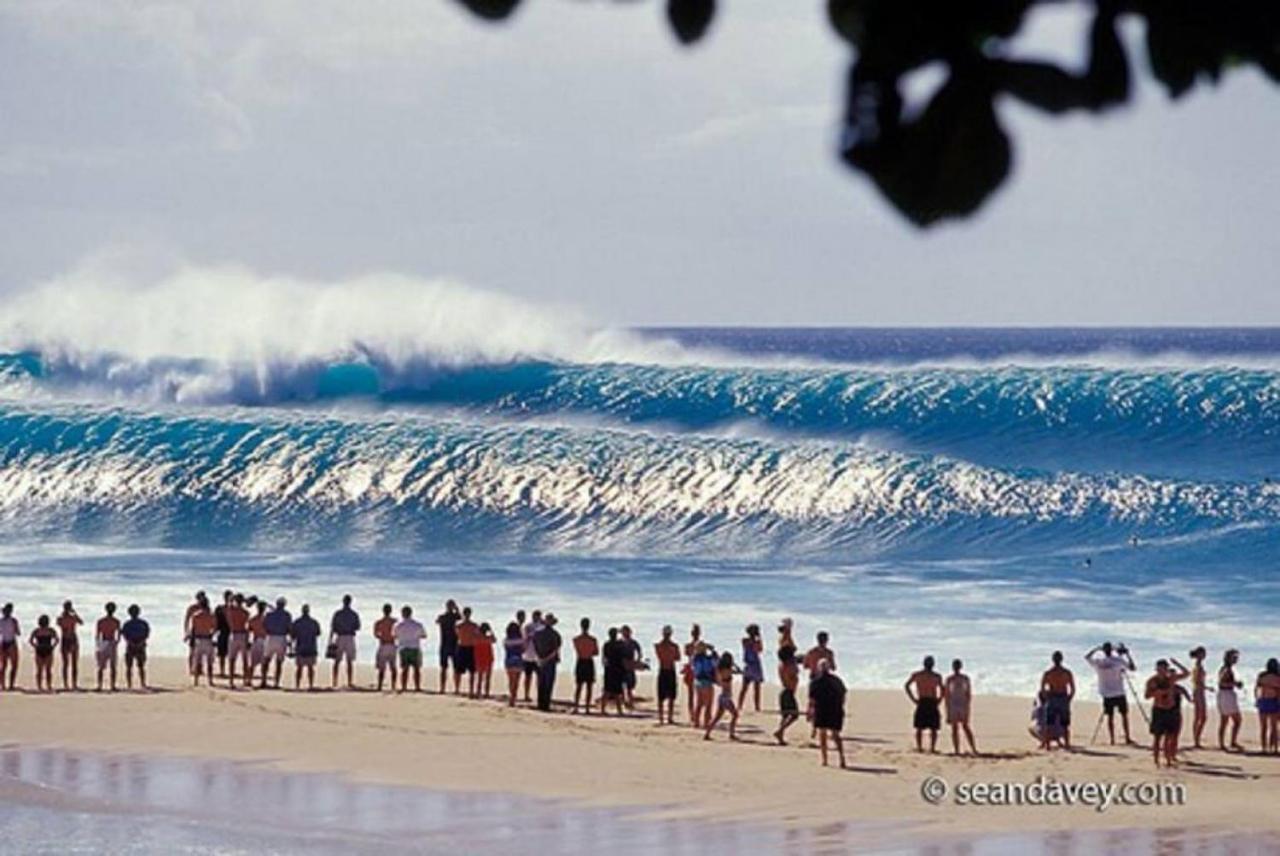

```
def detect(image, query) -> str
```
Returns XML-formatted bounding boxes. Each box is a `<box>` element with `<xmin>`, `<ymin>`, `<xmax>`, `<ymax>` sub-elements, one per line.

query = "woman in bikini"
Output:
<box><xmin>29</xmin><ymin>615</ymin><xmax>59</xmax><ymax>693</ymax></box>
<box><xmin>1188</xmin><ymin>646</ymin><xmax>1209</xmax><ymax>749</ymax></box>
<box><xmin>703</xmin><ymin>650</ymin><xmax>740</xmax><ymax>741</ymax></box>
<box><xmin>502</xmin><ymin>622</ymin><xmax>525</xmax><ymax>707</ymax></box>
<box><xmin>774</xmin><ymin>619</ymin><xmax>801</xmax><ymax>745</ymax></box>
<box><xmin>1254</xmin><ymin>658</ymin><xmax>1280</xmax><ymax>755</ymax></box>
<box><xmin>1217</xmin><ymin>649</ymin><xmax>1244</xmax><ymax>751</ymax></box>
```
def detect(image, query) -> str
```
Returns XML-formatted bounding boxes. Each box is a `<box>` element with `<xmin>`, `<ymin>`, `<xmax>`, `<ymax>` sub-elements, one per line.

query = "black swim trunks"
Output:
<box><xmin>1103</xmin><ymin>695</ymin><xmax>1128</xmax><ymax>716</ymax></box>
<box><xmin>453</xmin><ymin>645</ymin><xmax>475</xmax><ymax>674</ymax></box>
<box><xmin>576</xmin><ymin>658</ymin><xmax>595</xmax><ymax>685</ymax></box>
<box><xmin>1150</xmin><ymin>706</ymin><xmax>1180</xmax><ymax>736</ymax></box>
<box><xmin>657</xmin><ymin>667</ymin><xmax>677</xmax><ymax>701</ymax></box>
<box><xmin>779</xmin><ymin>688</ymin><xmax>798</xmax><ymax>714</ymax></box>
<box><xmin>914</xmin><ymin>697</ymin><xmax>941</xmax><ymax>730</ymax></box>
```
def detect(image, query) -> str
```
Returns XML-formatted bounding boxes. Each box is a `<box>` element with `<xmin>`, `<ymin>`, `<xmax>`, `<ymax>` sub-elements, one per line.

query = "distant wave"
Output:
<box><xmin>2</xmin><ymin>402</ymin><xmax>1277</xmax><ymax>556</ymax></box>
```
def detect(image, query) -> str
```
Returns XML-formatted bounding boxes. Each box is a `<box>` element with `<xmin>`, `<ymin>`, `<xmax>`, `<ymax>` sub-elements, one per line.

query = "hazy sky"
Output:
<box><xmin>2</xmin><ymin>1</ymin><xmax>1278</xmax><ymax>326</ymax></box>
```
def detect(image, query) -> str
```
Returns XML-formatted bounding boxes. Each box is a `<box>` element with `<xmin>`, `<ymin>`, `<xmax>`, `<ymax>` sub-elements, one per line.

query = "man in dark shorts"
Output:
<box><xmin>600</xmin><ymin>627</ymin><xmax>627</xmax><ymax>716</ymax></box>
<box><xmin>1085</xmin><ymin>641</ymin><xmax>1137</xmax><ymax>745</ymax></box>
<box><xmin>807</xmin><ymin>661</ymin><xmax>847</xmax><ymax>768</ymax></box>
<box><xmin>454</xmin><ymin>606</ymin><xmax>480</xmax><ymax>697</ymax></box>
<box><xmin>533</xmin><ymin>613</ymin><xmax>562</xmax><ymax>712</ymax></box>
<box><xmin>653</xmin><ymin>625</ymin><xmax>681</xmax><ymax>725</ymax></box>
<box><xmin>1040</xmin><ymin>650</ymin><xmax>1076</xmax><ymax>750</ymax></box>
<box><xmin>1145</xmin><ymin>658</ymin><xmax>1190</xmax><ymax>768</ymax></box>
<box><xmin>905</xmin><ymin>656</ymin><xmax>944</xmax><ymax>753</ymax></box>
<box><xmin>572</xmin><ymin>617</ymin><xmax>598</xmax><ymax>714</ymax></box>
<box><xmin>290</xmin><ymin>604</ymin><xmax>323</xmax><ymax>691</ymax></box>
<box><xmin>214</xmin><ymin>589</ymin><xmax>233</xmax><ymax>679</ymax></box>
<box><xmin>620</xmin><ymin>625</ymin><xmax>643</xmax><ymax>709</ymax></box>
<box><xmin>121</xmin><ymin>604</ymin><xmax>150</xmax><ymax>690</ymax></box>
<box><xmin>435</xmin><ymin>600</ymin><xmax>460</xmax><ymax>694</ymax></box>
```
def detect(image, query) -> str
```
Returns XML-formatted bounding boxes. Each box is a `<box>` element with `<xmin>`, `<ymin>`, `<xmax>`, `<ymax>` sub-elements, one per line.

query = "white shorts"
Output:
<box><xmin>95</xmin><ymin>639</ymin><xmax>118</xmax><ymax>667</ymax></box>
<box><xmin>250</xmin><ymin>638</ymin><xmax>266</xmax><ymax>667</ymax></box>
<box><xmin>1218</xmin><ymin>688</ymin><xmax>1241</xmax><ymax>717</ymax></box>
<box><xmin>193</xmin><ymin>637</ymin><xmax>215</xmax><ymax>662</ymax></box>
<box><xmin>375</xmin><ymin>642</ymin><xmax>396</xmax><ymax>670</ymax></box>
<box><xmin>265</xmin><ymin>635</ymin><xmax>288</xmax><ymax>661</ymax></box>
<box><xmin>334</xmin><ymin>635</ymin><xmax>357</xmax><ymax>664</ymax></box>
<box><xmin>227</xmin><ymin>631</ymin><xmax>250</xmax><ymax>661</ymax></box>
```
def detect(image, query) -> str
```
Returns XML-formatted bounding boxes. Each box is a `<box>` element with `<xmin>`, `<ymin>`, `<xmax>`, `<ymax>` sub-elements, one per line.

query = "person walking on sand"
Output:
<box><xmin>190</xmin><ymin>599</ymin><xmax>218</xmax><ymax>686</ymax></box>
<box><xmin>1217</xmin><ymin>649</ymin><xmax>1245</xmax><ymax>751</ymax></box>
<box><xmin>475</xmin><ymin>622</ymin><xmax>496</xmax><ymax>699</ymax></box>
<box><xmin>1084</xmin><ymin>641</ymin><xmax>1136</xmax><ymax>745</ymax></box>
<box><xmin>329</xmin><ymin>594</ymin><xmax>360</xmax><ymax>690</ymax></box>
<box><xmin>503</xmin><ymin>621</ymin><xmax>524</xmax><ymax>706</ymax></box>
<box><xmin>1145</xmin><ymin>658</ymin><xmax>1190</xmax><ymax>768</ymax></box>
<box><xmin>1039</xmin><ymin>651</ymin><xmax>1075</xmax><ymax>751</ymax></box>
<box><xmin>945</xmin><ymin>659</ymin><xmax>978</xmax><ymax>755</ymax></box>
<box><xmin>1255</xmin><ymin>658</ymin><xmax>1280</xmax><ymax>755</ymax></box>
<box><xmin>263</xmin><ymin>597</ymin><xmax>293</xmax><ymax>689</ymax></box>
<box><xmin>248</xmin><ymin>599</ymin><xmax>269</xmax><ymax>688</ymax></box>
<box><xmin>1189</xmin><ymin>646</ymin><xmax>1210</xmax><ymax>749</ymax></box>
<box><xmin>572</xmin><ymin>617</ymin><xmax>598</xmax><ymax>714</ymax></box>
<box><xmin>183</xmin><ymin>590</ymin><xmax>206</xmax><ymax>675</ymax></box>
<box><xmin>291</xmin><ymin>604</ymin><xmax>322</xmax><ymax>691</ymax></box>
<box><xmin>29</xmin><ymin>615</ymin><xmax>58</xmax><ymax>693</ymax></box>
<box><xmin>0</xmin><ymin>603</ymin><xmax>18</xmax><ymax>691</ymax></box>
<box><xmin>56</xmin><ymin>600</ymin><xmax>83</xmax><ymax>691</ymax></box>
<box><xmin>737</xmin><ymin>624</ymin><xmax>764</xmax><ymax>714</ymax></box>
<box><xmin>394</xmin><ymin>605</ymin><xmax>426</xmax><ymax>693</ymax></box>
<box><xmin>224</xmin><ymin>594</ymin><xmax>250</xmax><ymax>688</ymax></box>
<box><xmin>455</xmin><ymin>606</ymin><xmax>479</xmax><ymax>697</ymax></box>
<box><xmin>436</xmin><ymin>600</ymin><xmax>460</xmax><ymax>695</ymax></box>
<box><xmin>690</xmin><ymin>641</ymin><xmax>718</xmax><ymax>729</ymax></box>
<box><xmin>600</xmin><ymin>627</ymin><xmax>628</xmax><ymax>716</ymax></box>
<box><xmin>703</xmin><ymin>650</ymin><xmax>741</xmax><ymax>741</ymax></box>
<box><xmin>905</xmin><ymin>656</ymin><xmax>944</xmax><ymax>753</ymax></box>
<box><xmin>533</xmin><ymin>613</ymin><xmax>562</xmax><ymax>712</ymax></box>
<box><xmin>774</xmin><ymin>619</ymin><xmax>802</xmax><ymax>745</ymax></box>
<box><xmin>682</xmin><ymin>623</ymin><xmax>702</xmax><ymax>719</ymax></box>
<box><xmin>121</xmin><ymin>604</ymin><xmax>150</xmax><ymax>690</ymax></box>
<box><xmin>807</xmin><ymin>660</ymin><xmax>848</xmax><ymax>768</ymax></box>
<box><xmin>654</xmin><ymin>625</ymin><xmax>681</xmax><ymax>725</ymax></box>
<box><xmin>520</xmin><ymin>609</ymin><xmax>541</xmax><ymax>704</ymax></box>
<box><xmin>373</xmin><ymin>603</ymin><xmax>398</xmax><ymax>692</ymax></box>
<box><xmin>95</xmin><ymin>602</ymin><xmax>121</xmax><ymax>692</ymax></box>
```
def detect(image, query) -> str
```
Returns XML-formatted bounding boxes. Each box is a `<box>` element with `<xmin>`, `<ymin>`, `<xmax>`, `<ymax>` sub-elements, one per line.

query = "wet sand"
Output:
<box><xmin>2</xmin><ymin>657</ymin><xmax>1278</xmax><ymax>853</ymax></box>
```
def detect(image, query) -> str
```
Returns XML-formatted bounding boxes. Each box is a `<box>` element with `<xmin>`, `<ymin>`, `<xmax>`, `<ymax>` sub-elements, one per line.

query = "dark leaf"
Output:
<box><xmin>667</xmin><ymin>0</ymin><xmax>716</xmax><ymax>45</ymax></box>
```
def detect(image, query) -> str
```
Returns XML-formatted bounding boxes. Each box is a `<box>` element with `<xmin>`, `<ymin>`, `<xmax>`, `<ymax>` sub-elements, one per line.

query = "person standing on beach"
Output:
<box><xmin>474</xmin><ymin>621</ymin><xmax>496</xmax><ymax>698</ymax></box>
<box><xmin>248</xmin><ymin>599</ymin><xmax>269</xmax><ymax>688</ymax></box>
<box><xmin>1189</xmin><ymin>646</ymin><xmax>1209</xmax><ymax>749</ymax></box>
<box><xmin>600</xmin><ymin>627</ymin><xmax>627</xmax><ymax>716</ymax></box>
<box><xmin>373</xmin><ymin>603</ymin><xmax>398</xmax><ymax>692</ymax></box>
<box><xmin>183</xmin><ymin>591</ymin><xmax>206</xmax><ymax>675</ymax></box>
<box><xmin>454</xmin><ymin>606</ymin><xmax>479</xmax><ymax>697</ymax></box>
<box><xmin>394</xmin><ymin>605</ymin><xmax>426</xmax><ymax>693</ymax></box>
<box><xmin>1255</xmin><ymin>658</ymin><xmax>1280</xmax><ymax>754</ymax></box>
<box><xmin>620</xmin><ymin>625</ymin><xmax>644</xmax><ymax>709</ymax></box>
<box><xmin>263</xmin><ymin>597</ymin><xmax>293</xmax><ymax>689</ymax></box>
<box><xmin>774</xmin><ymin>620</ymin><xmax>801</xmax><ymax>745</ymax></box>
<box><xmin>1144</xmin><ymin>658</ymin><xmax>1190</xmax><ymax>768</ymax></box>
<box><xmin>682</xmin><ymin>623</ymin><xmax>702</xmax><ymax>719</ymax></box>
<box><xmin>329</xmin><ymin>594</ymin><xmax>360</xmax><ymax>690</ymax></box>
<box><xmin>690</xmin><ymin>641</ymin><xmax>718</xmax><ymax>729</ymax></box>
<box><xmin>803</xmin><ymin>631</ymin><xmax>837</xmax><ymax>676</ymax></box>
<box><xmin>213</xmin><ymin>590</ymin><xmax>233</xmax><ymax>679</ymax></box>
<box><xmin>520</xmin><ymin>609</ymin><xmax>540</xmax><ymax>704</ymax></box>
<box><xmin>654</xmin><ymin>625</ymin><xmax>681</xmax><ymax>725</ymax></box>
<box><xmin>703</xmin><ymin>651</ymin><xmax>740</xmax><ymax>741</ymax></box>
<box><xmin>1084</xmin><ymin>642</ymin><xmax>1136</xmax><ymax>745</ymax></box>
<box><xmin>56</xmin><ymin>601</ymin><xmax>83</xmax><ymax>691</ymax></box>
<box><xmin>1039</xmin><ymin>651</ymin><xmax>1075</xmax><ymax>751</ymax></box>
<box><xmin>807</xmin><ymin>661</ymin><xmax>848</xmax><ymax>768</ymax></box>
<box><xmin>533</xmin><ymin>613</ymin><xmax>562</xmax><ymax>712</ymax></box>
<box><xmin>190</xmin><ymin>600</ymin><xmax>218</xmax><ymax>686</ymax></box>
<box><xmin>1217</xmin><ymin>649</ymin><xmax>1244</xmax><ymax>751</ymax></box>
<box><xmin>224</xmin><ymin>594</ymin><xmax>250</xmax><ymax>688</ymax></box>
<box><xmin>290</xmin><ymin>604</ymin><xmax>321</xmax><ymax>691</ymax></box>
<box><xmin>121</xmin><ymin>604</ymin><xmax>150</xmax><ymax>690</ymax></box>
<box><xmin>572</xmin><ymin>617</ymin><xmax>598</xmax><ymax>714</ymax></box>
<box><xmin>945</xmin><ymin>659</ymin><xmax>977</xmax><ymax>755</ymax></box>
<box><xmin>436</xmin><ymin>600</ymin><xmax>460</xmax><ymax>695</ymax></box>
<box><xmin>29</xmin><ymin>615</ymin><xmax>57</xmax><ymax>693</ymax></box>
<box><xmin>0</xmin><ymin>603</ymin><xmax>18</xmax><ymax>691</ymax></box>
<box><xmin>904</xmin><ymin>656</ymin><xmax>944</xmax><ymax>753</ymax></box>
<box><xmin>95</xmin><ymin>602</ymin><xmax>121</xmax><ymax>692</ymax></box>
<box><xmin>737</xmin><ymin>624</ymin><xmax>764</xmax><ymax>714</ymax></box>
<box><xmin>503</xmin><ymin>621</ymin><xmax>524</xmax><ymax>706</ymax></box>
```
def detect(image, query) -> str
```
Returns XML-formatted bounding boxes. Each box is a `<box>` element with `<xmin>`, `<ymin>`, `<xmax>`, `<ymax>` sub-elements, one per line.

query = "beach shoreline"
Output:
<box><xmin>3</xmin><ymin>657</ymin><xmax>1277</xmax><ymax>849</ymax></box>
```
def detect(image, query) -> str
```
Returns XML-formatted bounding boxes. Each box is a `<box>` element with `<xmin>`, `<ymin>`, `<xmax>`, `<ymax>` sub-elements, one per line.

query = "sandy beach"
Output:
<box><xmin>3</xmin><ymin>657</ymin><xmax>1277</xmax><ymax>850</ymax></box>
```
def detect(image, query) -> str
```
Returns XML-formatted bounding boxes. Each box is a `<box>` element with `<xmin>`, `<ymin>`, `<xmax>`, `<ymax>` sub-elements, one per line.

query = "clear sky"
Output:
<box><xmin>2</xmin><ymin>1</ymin><xmax>1278</xmax><ymax>326</ymax></box>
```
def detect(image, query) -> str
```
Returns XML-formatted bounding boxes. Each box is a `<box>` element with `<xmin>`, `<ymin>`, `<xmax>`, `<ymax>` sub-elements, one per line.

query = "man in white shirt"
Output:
<box><xmin>1084</xmin><ymin>641</ymin><xmax>1137</xmax><ymax>745</ymax></box>
<box><xmin>394</xmin><ymin>605</ymin><xmax>427</xmax><ymax>694</ymax></box>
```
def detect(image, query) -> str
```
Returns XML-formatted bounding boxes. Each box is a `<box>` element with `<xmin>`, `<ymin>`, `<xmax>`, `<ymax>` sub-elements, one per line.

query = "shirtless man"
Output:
<box><xmin>95</xmin><ymin>602</ymin><xmax>122</xmax><ymax>692</ymax></box>
<box><xmin>905</xmin><ymin>656</ymin><xmax>944</xmax><ymax>753</ymax></box>
<box><xmin>190</xmin><ymin>600</ymin><xmax>218</xmax><ymax>686</ymax></box>
<box><xmin>373</xmin><ymin>603</ymin><xmax>398</xmax><ymax>692</ymax></box>
<box><xmin>1145</xmin><ymin>658</ymin><xmax>1190</xmax><ymax>767</ymax></box>
<box><xmin>945</xmin><ymin>659</ymin><xmax>978</xmax><ymax>755</ymax></box>
<box><xmin>653</xmin><ymin>625</ymin><xmax>681</xmax><ymax>725</ymax></box>
<box><xmin>0</xmin><ymin>603</ymin><xmax>19</xmax><ymax>691</ymax></box>
<box><xmin>224</xmin><ymin>594</ymin><xmax>251</xmax><ymax>688</ymax></box>
<box><xmin>183</xmin><ymin>590</ymin><xmax>207</xmax><ymax>675</ymax></box>
<box><xmin>247</xmin><ymin>599</ymin><xmax>269</xmax><ymax>688</ymax></box>
<box><xmin>572</xmin><ymin>617</ymin><xmax>598</xmax><ymax>714</ymax></box>
<box><xmin>454</xmin><ymin>606</ymin><xmax>480</xmax><ymax>697</ymax></box>
<box><xmin>56</xmin><ymin>601</ymin><xmax>83</xmax><ymax>691</ymax></box>
<box><xmin>804</xmin><ymin>632</ymin><xmax>837</xmax><ymax>739</ymax></box>
<box><xmin>1039</xmin><ymin>651</ymin><xmax>1076</xmax><ymax>750</ymax></box>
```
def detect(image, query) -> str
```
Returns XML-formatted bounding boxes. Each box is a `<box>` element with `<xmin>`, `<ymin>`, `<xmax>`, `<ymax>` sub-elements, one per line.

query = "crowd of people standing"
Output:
<box><xmin>2</xmin><ymin>594</ymin><xmax>1279</xmax><ymax>769</ymax></box>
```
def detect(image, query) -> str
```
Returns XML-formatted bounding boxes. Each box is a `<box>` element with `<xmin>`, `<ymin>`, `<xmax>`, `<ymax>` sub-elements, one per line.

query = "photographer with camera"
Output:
<box><xmin>1084</xmin><ymin>641</ymin><xmax>1137</xmax><ymax>745</ymax></box>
